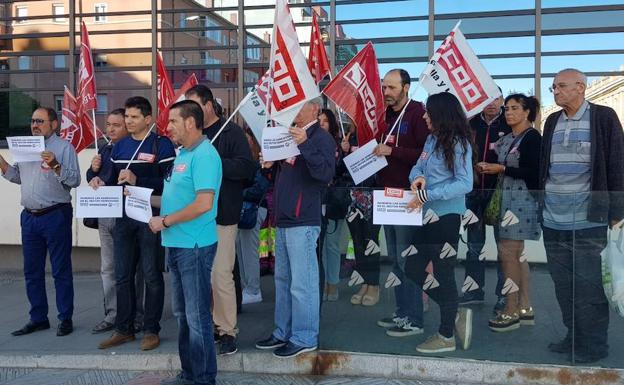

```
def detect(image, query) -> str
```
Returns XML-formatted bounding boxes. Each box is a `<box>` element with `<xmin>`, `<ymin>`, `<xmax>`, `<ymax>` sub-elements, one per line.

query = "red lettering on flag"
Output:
<box><xmin>435</xmin><ymin>33</ymin><xmax>488</xmax><ymax>111</ymax></box>
<box><xmin>271</xmin><ymin>28</ymin><xmax>305</xmax><ymax>111</ymax></box>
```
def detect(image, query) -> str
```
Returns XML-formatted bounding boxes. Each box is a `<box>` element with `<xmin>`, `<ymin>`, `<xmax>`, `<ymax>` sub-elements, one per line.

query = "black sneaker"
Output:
<box><xmin>458</xmin><ymin>291</ymin><xmax>485</xmax><ymax>305</ymax></box>
<box><xmin>386</xmin><ymin>319</ymin><xmax>424</xmax><ymax>337</ymax></box>
<box><xmin>548</xmin><ymin>336</ymin><xmax>572</xmax><ymax>354</ymax></box>
<box><xmin>273</xmin><ymin>342</ymin><xmax>317</xmax><ymax>358</ymax></box>
<box><xmin>255</xmin><ymin>335</ymin><xmax>287</xmax><ymax>350</ymax></box>
<box><xmin>218</xmin><ymin>334</ymin><xmax>237</xmax><ymax>355</ymax></box>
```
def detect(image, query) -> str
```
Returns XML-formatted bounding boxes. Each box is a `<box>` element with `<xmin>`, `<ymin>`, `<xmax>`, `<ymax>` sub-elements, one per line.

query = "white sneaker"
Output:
<box><xmin>242</xmin><ymin>291</ymin><xmax>263</xmax><ymax>305</ymax></box>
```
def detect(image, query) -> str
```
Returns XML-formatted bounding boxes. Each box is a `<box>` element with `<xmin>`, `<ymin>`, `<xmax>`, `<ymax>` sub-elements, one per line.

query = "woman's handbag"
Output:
<box><xmin>483</xmin><ymin>176</ymin><xmax>502</xmax><ymax>226</ymax></box>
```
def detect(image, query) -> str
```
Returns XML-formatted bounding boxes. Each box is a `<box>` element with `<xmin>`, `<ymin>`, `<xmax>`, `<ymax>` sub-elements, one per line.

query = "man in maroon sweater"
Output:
<box><xmin>372</xmin><ymin>69</ymin><xmax>429</xmax><ymax>337</ymax></box>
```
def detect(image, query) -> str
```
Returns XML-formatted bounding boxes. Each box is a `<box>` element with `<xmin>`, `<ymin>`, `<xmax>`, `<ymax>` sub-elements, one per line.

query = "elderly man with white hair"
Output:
<box><xmin>254</xmin><ymin>98</ymin><xmax>336</xmax><ymax>358</ymax></box>
<box><xmin>540</xmin><ymin>68</ymin><xmax>624</xmax><ymax>364</ymax></box>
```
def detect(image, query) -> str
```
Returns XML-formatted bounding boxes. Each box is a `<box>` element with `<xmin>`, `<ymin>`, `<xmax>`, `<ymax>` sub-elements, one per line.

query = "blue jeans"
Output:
<box><xmin>322</xmin><ymin>219</ymin><xmax>344</xmax><ymax>285</ymax></box>
<box><xmin>384</xmin><ymin>225</ymin><xmax>423</xmax><ymax>327</ymax></box>
<box><xmin>113</xmin><ymin>217</ymin><xmax>164</xmax><ymax>335</ymax></box>
<box><xmin>21</xmin><ymin>205</ymin><xmax>74</xmax><ymax>323</ymax></box>
<box><xmin>273</xmin><ymin>226</ymin><xmax>320</xmax><ymax>347</ymax></box>
<box><xmin>168</xmin><ymin>244</ymin><xmax>218</xmax><ymax>385</ymax></box>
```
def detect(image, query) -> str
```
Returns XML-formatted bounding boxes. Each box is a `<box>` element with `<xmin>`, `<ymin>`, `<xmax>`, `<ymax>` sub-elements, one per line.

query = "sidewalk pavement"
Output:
<box><xmin>0</xmin><ymin>368</ymin><xmax>462</xmax><ymax>385</ymax></box>
<box><xmin>1</xmin><ymin>269</ymin><xmax>623</xmax><ymax>385</ymax></box>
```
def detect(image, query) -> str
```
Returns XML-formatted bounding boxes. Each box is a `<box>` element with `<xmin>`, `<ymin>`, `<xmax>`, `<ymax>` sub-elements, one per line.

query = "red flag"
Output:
<box><xmin>78</xmin><ymin>21</ymin><xmax>97</xmax><ymax>112</ymax></box>
<box><xmin>156</xmin><ymin>52</ymin><xmax>175</xmax><ymax>134</ymax></box>
<box><xmin>322</xmin><ymin>42</ymin><xmax>386</xmax><ymax>146</ymax></box>
<box><xmin>307</xmin><ymin>12</ymin><xmax>331</xmax><ymax>84</ymax></box>
<box><xmin>156</xmin><ymin>73</ymin><xmax>199</xmax><ymax>136</ymax></box>
<box><xmin>60</xmin><ymin>86</ymin><xmax>97</xmax><ymax>153</ymax></box>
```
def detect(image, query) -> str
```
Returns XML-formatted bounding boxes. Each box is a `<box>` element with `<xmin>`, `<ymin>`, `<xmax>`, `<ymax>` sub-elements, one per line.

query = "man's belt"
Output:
<box><xmin>24</xmin><ymin>203</ymin><xmax>70</xmax><ymax>217</ymax></box>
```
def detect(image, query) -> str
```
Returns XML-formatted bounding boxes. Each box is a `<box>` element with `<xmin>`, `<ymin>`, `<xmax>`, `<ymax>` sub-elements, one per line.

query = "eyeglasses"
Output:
<box><xmin>549</xmin><ymin>82</ymin><xmax>581</xmax><ymax>93</ymax></box>
<box><xmin>30</xmin><ymin>118</ymin><xmax>50</xmax><ymax>125</ymax></box>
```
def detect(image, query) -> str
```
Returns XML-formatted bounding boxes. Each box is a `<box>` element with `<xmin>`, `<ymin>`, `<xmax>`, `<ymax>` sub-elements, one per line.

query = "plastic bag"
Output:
<box><xmin>601</xmin><ymin>228</ymin><xmax>624</xmax><ymax>317</ymax></box>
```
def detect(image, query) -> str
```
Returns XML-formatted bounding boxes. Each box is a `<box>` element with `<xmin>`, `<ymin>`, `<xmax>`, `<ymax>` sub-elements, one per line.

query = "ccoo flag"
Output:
<box><xmin>307</xmin><ymin>12</ymin><xmax>331</xmax><ymax>85</ymax></box>
<box><xmin>419</xmin><ymin>23</ymin><xmax>501</xmax><ymax>118</ymax></box>
<box><xmin>322</xmin><ymin>42</ymin><xmax>386</xmax><ymax>146</ymax></box>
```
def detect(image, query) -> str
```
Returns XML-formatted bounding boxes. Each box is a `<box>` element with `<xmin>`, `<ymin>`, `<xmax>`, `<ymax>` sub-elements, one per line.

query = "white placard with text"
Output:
<box><xmin>343</xmin><ymin>139</ymin><xmax>388</xmax><ymax>185</ymax></box>
<box><xmin>75</xmin><ymin>186</ymin><xmax>123</xmax><ymax>218</ymax></box>
<box><xmin>373</xmin><ymin>189</ymin><xmax>423</xmax><ymax>226</ymax></box>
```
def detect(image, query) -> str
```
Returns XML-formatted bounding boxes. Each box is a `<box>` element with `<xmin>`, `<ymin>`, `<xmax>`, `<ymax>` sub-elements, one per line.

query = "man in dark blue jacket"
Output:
<box><xmin>255</xmin><ymin>98</ymin><xmax>336</xmax><ymax>358</ymax></box>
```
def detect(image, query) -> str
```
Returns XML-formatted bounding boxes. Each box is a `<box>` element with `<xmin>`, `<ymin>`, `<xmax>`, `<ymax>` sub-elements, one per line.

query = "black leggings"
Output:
<box><xmin>405</xmin><ymin>214</ymin><xmax>461</xmax><ymax>338</ymax></box>
<box><xmin>347</xmin><ymin>214</ymin><xmax>381</xmax><ymax>285</ymax></box>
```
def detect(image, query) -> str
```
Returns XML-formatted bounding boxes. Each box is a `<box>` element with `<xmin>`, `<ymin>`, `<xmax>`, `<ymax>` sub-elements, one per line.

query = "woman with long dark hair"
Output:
<box><xmin>406</xmin><ymin>92</ymin><xmax>474</xmax><ymax>353</ymax></box>
<box><xmin>477</xmin><ymin>94</ymin><xmax>542</xmax><ymax>332</ymax></box>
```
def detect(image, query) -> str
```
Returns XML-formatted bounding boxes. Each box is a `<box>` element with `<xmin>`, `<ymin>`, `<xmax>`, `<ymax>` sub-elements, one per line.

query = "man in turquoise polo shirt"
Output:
<box><xmin>148</xmin><ymin>100</ymin><xmax>222</xmax><ymax>385</ymax></box>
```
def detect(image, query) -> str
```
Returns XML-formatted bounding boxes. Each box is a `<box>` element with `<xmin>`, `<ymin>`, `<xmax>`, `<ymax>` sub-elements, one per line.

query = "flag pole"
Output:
<box><xmin>91</xmin><ymin>109</ymin><xmax>99</xmax><ymax>152</ymax></box>
<box><xmin>124</xmin><ymin>123</ymin><xmax>155</xmax><ymax>170</ymax></box>
<box><xmin>211</xmin><ymin>96</ymin><xmax>248</xmax><ymax>144</ymax></box>
<box><xmin>327</xmin><ymin>73</ymin><xmax>347</xmax><ymax>138</ymax></box>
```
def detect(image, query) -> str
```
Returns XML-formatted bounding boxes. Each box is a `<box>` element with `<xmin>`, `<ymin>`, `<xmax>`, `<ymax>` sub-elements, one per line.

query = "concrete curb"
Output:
<box><xmin>0</xmin><ymin>350</ymin><xmax>622</xmax><ymax>385</ymax></box>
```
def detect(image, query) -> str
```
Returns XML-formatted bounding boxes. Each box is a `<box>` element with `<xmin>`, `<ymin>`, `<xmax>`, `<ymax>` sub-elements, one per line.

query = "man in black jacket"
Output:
<box><xmin>460</xmin><ymin>93</ymin><xmax>509</xmax><ymax>311</ymax></box>
<box><xmin>540</xmin><ymin>68</ymin><xmax>624</xmax><ymax>364</ymax></box>
<box><xmin>186</xmin><ymin>85</ymin><xmax>255</xmax><ymax>356</ymax></box>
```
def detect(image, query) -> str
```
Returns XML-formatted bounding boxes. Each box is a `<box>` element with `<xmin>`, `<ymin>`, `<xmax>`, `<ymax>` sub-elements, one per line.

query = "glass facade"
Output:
<box><xmin>1</xmin><ymin>1</ymin><xmax>622</xmax><ymax>138</ymax></box>
<box><xmin>0</xmin><ymin>0</ymin><xmax>623</xmax><ymax>376</ymax></box>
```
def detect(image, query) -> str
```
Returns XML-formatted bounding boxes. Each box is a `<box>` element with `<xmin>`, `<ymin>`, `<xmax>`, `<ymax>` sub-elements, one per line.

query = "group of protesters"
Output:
<box><xmin>1</xmin><ymin>66</ymin><xmax>623</xmax><ymax>385</ymax></box>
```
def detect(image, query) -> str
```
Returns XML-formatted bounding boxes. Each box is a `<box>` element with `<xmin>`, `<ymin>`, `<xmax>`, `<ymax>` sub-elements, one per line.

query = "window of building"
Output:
<box><xmin>53</xmin><ymin>4</ymin><xmax>65</xmax><ymax>23</ymax></box>
<box><xmin>96</xmin><ymin>95</ymin><xmax>107</xmax><ymax>113</ymax></box>
<box><xmin>200</xmin><ymin>16</ymin><xmax>222</xmax><ymax>43</ymax></box>
<box><xmin>94</xmin><ymin>3</ymin><xmax>107</xmax><ymax>22</ymax></box>
<box><xmin>54</xmin><ymin>55</ymin><xmax>66</xmax><ymax>69</ymax></box>
<box><xmin>179</xmin><ymin>13</ymin><xmax>186</xmax><ymax>28</ymax></box>
<box><xmin>18</xmin><ymin>56</ymin><xmax>30</xmax><ymax>70</ymax></box>
<box><xmin>16</xmin><ymin>6</ymin><xmax>27</xmax><ymax>24</ymax></box>
<box><xmin>95</xmin><ymin>54</ymin><xmax>107</xmax><ymax>67</ymax></box>
<box><xmin>54</xmin><ymin>96</ymin><xmax>63</xmax><ymax>115</ymax></box>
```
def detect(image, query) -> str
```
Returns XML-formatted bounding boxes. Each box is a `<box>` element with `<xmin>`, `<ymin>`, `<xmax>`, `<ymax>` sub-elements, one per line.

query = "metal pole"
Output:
<box><xmin>428</xmin><ymin>0</ymin><xmax>434</xmax><ymax>59</ymax></box>
<box><xmin>535</xmin><ymin>0</ymin><xmax>542</xmax><ymax>125</ymax></box>
<box><xmin>237</xmin><ymin>0</ymin><xmax>245</xmax><ymax>110</ymax></box>
<box><xmin>68</xmin><ymin>0</ymin><xmax>76</xmax><ymax>91</ymax></box>
<box><xmin>329</xmin><ymin>0</ymin><xmax>336</xmax><ymax>74</ymax></box>
<box><xmin>151</xmin><ymin>0</ymin><xmax>158</xmax><ymax>123</ymax></box>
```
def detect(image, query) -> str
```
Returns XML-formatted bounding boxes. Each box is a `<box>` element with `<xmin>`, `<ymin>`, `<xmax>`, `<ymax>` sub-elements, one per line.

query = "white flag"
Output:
<box><xmin>266</xmin><ymin>0</ymin><xmax>320</xmax><ymax>128</ymax></box>
<box><xmin>239</xmin><ymin>71</ymin><xmax>270</xmax><ymax>142</ymax></box>
<box><xmin>419</xmin><ymin>23</ymin><xmax>501</xmax><ymax>118</ymax></box>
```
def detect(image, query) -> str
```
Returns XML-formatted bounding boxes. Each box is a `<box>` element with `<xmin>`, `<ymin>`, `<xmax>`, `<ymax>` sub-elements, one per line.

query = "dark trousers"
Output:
<box><xmin>384</xmin><ymin>225</ymin><xmax>424</xmax><ymax>326</ymax></box>
<box><xmin>406</xmin><ymin>214</ymin><xmax>460</xmax><ymax>338</ymax></box>
<box><xmin>464</xmin><ymin>191</ymin><xmax>503</xmax><ymax>297</ymax></box>
<box><xmin>113</xmin><ymin>217</ymin><xmax>164</xmax><ymax>335</ymax></box>
<box><xmin>347</xmin><ymin>215</ymin><xmax>381</xmax><ymax>285</ymax></box>
<box><xmin>543</xmin><ymin>226</ymin><xmax>609</xmax><ymax>356</ymax></box>
<box><xmin>20</xmin><ymin>205</ymin><xmax>74</xmax><ymax>323</ymax></box>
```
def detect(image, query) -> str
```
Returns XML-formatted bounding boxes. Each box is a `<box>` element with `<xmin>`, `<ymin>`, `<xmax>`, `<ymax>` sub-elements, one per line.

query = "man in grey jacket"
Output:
<box><xmin>0</xmin><ymin>107</ymin><xmax>81</xmax><ymax>337</ymax></box>
<box><xmin>540</xmin><ymin>68</ymin><xmax>624</xmax><ymax>364</ymax></box>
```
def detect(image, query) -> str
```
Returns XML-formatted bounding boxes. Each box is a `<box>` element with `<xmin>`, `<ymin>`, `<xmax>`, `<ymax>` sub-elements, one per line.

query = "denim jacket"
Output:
<box><xmin>408</xmin><ymin>134</ymin><xmax>473</xmax><ymax>217</ymax></box>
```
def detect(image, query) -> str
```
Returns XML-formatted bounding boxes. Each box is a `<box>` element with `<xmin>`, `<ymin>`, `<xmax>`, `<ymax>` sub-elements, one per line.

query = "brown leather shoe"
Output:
<box><xmin>141</xmin><ymin>333</ymin><xmax>160</xmax><ymax>351</ymax></box>
<box><xmin>98</xmin><ymin>332</ymin><xmax>135</xmax><ymax>349</ymax></box>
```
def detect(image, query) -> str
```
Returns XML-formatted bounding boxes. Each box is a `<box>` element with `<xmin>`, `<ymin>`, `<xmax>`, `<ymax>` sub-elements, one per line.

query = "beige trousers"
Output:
<box><xmin>212</xmin><ymin>224</ymin><xmax>239</xmax><ymax>336</ymax></box>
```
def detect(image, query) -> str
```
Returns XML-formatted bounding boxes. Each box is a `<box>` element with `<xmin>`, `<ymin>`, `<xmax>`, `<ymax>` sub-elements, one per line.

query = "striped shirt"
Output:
<box><xmin>543</xmin><ymin>101</ymin><xmax>604</xmax><ymax>230</ymax></box>
<box><xmin>106</xmin><ymin>131</ymin><xmax>176</xmax><ymax>197</ymax></box>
